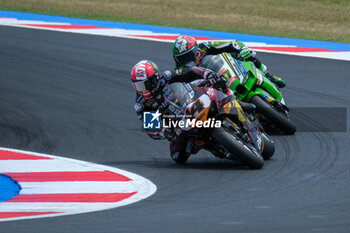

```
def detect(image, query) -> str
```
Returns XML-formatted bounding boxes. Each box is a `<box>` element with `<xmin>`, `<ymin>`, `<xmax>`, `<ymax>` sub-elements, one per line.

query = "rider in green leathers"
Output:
<box><xmin>172</xmin><ymin>35</ymin><xmax>286</xmax><ymax>88</ymax></box>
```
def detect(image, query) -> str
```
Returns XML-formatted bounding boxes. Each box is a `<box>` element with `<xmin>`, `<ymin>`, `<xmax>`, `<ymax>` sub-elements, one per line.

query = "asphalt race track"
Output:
<box><xmin>1</xmin><ymin>26</ymin><xmax>350</xmax><ymax>233</ymax></box>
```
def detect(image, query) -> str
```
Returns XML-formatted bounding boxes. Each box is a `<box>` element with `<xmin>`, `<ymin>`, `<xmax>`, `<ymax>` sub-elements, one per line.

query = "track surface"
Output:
<box><xmin>0</xmin><ymin>26</ymin><xmax>349</xmax><ymax>233</ymax></box>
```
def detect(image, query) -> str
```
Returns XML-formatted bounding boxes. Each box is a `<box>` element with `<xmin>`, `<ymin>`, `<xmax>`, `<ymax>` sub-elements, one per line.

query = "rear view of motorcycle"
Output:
<box><xmin>162</xmin><ymin>82</ymin><xmax>275</xmax><ymax>169</ymax></box>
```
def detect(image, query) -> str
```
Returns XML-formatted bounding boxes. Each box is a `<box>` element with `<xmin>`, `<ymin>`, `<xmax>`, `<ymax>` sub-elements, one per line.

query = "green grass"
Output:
<box><xmin>1</xmin><ymin>0</ymin><xmax>350</xmax><ymax>43</ymax></box>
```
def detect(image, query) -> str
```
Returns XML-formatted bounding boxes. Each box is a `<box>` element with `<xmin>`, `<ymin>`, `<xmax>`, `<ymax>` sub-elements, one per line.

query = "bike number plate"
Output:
<box><xmin>185</xmin><ymin>95</ymin><xmax>210</xmax><ymax>118</ymax></box>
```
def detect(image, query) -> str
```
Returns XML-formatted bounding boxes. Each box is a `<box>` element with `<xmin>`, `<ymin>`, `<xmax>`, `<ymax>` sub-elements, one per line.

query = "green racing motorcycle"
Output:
<box><xmin>201</xmin><ymin>53</ymin><xmax>296</xmax><ymax>135</ymax></box>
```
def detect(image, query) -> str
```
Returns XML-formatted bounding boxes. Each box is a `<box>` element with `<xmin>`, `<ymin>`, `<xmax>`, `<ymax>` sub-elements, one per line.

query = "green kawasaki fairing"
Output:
<box><xmin>201</xmin><ymin>53</ymin><xmax>296</xmax><ymax>134</ymax></box>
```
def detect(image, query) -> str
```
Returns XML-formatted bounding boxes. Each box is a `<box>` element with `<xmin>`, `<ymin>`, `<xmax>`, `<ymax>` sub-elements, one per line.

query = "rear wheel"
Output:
<box><xmin>211</xmin><ymin>127</ymin><xmax>264</xmax><ymax>169</ymax></box>
<box><xmin>250</xmin><ymin>95</ymin><xmax>296</xmax><ymax>135</ymax></box>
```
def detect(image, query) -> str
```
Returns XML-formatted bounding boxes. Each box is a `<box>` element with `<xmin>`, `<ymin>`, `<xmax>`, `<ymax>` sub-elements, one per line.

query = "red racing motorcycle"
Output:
<box><xmin>162</xmin><ymin>81</ymin><xmax>275</xmax><ymax>169</ymax></box>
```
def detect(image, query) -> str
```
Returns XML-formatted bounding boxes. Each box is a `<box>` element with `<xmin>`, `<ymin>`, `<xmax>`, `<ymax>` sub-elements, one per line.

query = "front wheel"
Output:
<box><xmin>250</xmin><ymin>95</ymin><xmax>296</xmax><ymax>135</ymax></box>
<box><xmin>261</xmin><ymin>132</ymin><xmax>275</xmax><ymax>160</ymax></box>
<box><xmin>211</xmin><ymin>127</ymin><xmax>264</xmax><ymax>169</ymax></box>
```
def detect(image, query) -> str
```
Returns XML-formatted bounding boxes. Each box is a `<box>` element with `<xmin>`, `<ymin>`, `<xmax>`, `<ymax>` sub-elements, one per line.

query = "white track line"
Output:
<box><xmin>19</xmin><ymin>181</ymin><xmax>138</xmax><ymax>194</ymax></box>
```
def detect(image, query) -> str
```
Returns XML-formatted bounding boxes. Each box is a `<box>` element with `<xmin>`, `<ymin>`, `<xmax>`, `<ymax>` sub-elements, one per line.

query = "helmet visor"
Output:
<box><xmin>133</xmin><ymin>78</ymin><xmax>154</xmax><ymax>93</ymax></box>
<box><xmin>174</xmin><ymin>44</ymin><xmax>198</xmax><ymax>66</ymax></box>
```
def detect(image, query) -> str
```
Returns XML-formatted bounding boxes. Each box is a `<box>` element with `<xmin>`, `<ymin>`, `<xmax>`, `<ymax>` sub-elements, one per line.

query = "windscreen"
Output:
<box><xmin>163</xmin><ymin>83</ymin><xmax>193</xmax><ymax>111</ymax></box>
<box><xmin>200</xmin><ymin>55</ymin><xmax>224</xmax><ymax>73</ymax></box>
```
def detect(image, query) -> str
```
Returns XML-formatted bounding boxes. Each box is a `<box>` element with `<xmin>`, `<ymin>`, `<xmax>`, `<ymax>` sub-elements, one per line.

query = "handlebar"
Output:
<box><xmin>213</xmin><ymin>76</ymin><xmax>228</xmax><ymax>93</ymax></box>
<box><xmin>197</xmin><ymin>76</ymin><xmax>228</xmax><ymax>93</ymax></box>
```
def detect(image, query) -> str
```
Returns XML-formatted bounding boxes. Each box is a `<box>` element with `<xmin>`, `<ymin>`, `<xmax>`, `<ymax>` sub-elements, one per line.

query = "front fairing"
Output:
<box><xmin>201</xmin><ymin>54</ymin><xmax>237</xmax><ymax>85</ymax></box>
<box><xmin>201</xmin><ymin>54</ymin><xmax>251</xmax><ymax>92</ymax></box>
<box><xmin>163</xmin><ymin>83</ymin><xmax>196</xmax><ymax>115</ymax></box>
<box><xmin>192</xmin><ymin>84</ymin><xmax>227</xmax><ymax>109</ymax></box>
<box><xmin>163</xmin><ymin>83</ymin><xmax>228</xmax><ymax>132</ymax></box>
<box><xmin>202</xmin><ymin>53</ymin><xmax>285</xmax><ymax>108</ymax></box>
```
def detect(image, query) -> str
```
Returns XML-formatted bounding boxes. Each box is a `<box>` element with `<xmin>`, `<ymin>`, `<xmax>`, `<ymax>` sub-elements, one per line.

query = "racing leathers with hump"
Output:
<box><xmin>172</xmin><ymin>35</ymin><xmax>286</xmax><ymax>88</ymax></box>
<box><xmin>131</xmin><ymin>60</ymin><xmax>256</xmax><ymax>163</ymax></box>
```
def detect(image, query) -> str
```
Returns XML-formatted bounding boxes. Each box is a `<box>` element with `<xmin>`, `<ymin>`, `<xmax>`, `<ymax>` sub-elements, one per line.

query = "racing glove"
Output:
<box><xmin>239</xmin><ymin>47</ymin><xmax>253</xmax><ymax>60</ymax></box>
<box><xmin>203</xmin><ymin>69</ymin><xmax>219</xmax><ymax>86</ymax></box>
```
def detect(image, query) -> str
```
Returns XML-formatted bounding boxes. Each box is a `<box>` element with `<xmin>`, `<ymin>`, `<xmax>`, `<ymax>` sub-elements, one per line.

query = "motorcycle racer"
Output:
<box><xmin>131</xmin><ymin>60</ymin><xmax>256</xmax><ymax>163</ymax></box>
<box><xmin>172</xmin><ymin>35</ymin><xmax>286</xmax><ymax>88</ymax></box>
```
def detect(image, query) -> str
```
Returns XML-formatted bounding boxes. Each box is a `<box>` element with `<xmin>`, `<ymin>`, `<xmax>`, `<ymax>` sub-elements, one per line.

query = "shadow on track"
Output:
<box><xmin>104</xmin><ymin>158</ymin><xmax>258</xmax><ymax>171</ymax></box>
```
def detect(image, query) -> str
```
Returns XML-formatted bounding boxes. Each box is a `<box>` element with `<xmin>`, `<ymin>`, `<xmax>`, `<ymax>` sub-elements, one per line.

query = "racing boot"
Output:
<box><xmin>238</xmin><ymin>100</ymin><xmax>256</xmax><ymax>122</ymax></box>
<box><xmin>251</xmin><ymin>59</ymin><xmax>286</xmax><ymax>88</ymax></box>
<box><xmin>238</xmin><ymin>100</ymin><xmax>256</xmax><ymax>114</ymax></box>
<box><xmin>265</xmin><ymin>72</ymin><xmax>286</xmax><ymax>88</ymax></box>
<box><xmin>170</xmin><ymin>133</ymin><xmax>190</xmax><ymax>164</ymax></box>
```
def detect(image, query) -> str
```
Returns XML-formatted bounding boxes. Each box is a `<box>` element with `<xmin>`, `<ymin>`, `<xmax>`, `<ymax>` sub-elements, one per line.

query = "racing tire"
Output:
<box><xmin>250</xmin><ymin>95</ymin><xmax>296</xmax><ymax>135</ymax></box>
<box><xmin>261</xmin><ymin>132</ymin><xmax>275</xmax><ymax>160</ymax></box>
<box><xmin>211</xmin><ymin>127</ymin><xmax>264</xmax><ymax>169</ymax></box>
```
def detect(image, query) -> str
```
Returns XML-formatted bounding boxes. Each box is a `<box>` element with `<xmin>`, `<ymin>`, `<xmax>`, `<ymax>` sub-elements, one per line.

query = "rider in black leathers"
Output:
<box><xmin>131</xmin><ymin>60</ymin><xmax>255</xmax><ymax>163</ymax></box>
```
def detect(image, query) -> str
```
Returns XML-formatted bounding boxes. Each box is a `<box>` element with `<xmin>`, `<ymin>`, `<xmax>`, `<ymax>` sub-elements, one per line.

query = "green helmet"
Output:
<box><xmin>172</xmin><ymin>35</ymin><xmax>198</xmax><ymax>67</ymax></box>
